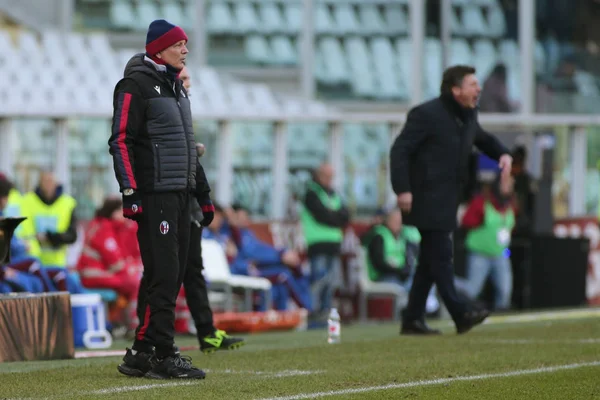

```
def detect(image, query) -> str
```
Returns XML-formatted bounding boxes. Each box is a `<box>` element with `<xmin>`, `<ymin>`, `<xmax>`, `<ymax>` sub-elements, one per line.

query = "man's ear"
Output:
<box><xmin>155</xmin><ymin>52</ymin><xmax>163</xmax><ymax>59</ymax></box>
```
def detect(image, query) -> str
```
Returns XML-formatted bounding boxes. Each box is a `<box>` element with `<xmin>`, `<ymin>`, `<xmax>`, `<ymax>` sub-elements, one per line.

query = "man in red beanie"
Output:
<box><xmin>109</xmin><ymin>19</ymin><xmax>213</xmax><ymax>380</ymax></box>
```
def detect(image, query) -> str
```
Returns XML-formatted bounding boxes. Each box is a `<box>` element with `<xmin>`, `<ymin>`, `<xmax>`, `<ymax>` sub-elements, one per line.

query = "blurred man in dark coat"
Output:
<box><xmin>390</xmin><ymin>65</ymin><xmax>512</xmax><ymax>335</ymax></box>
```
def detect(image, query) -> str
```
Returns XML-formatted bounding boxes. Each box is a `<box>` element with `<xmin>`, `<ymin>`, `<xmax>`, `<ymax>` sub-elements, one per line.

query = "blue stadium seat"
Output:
<box><xmin>245</xmin><ymin>35</ymin><xmax>272</xmax><ymax>64</ymax></box>
<box><xmin>345</xmin><ymin>38</ymin><xmax>378</xmax><ymax>98</ymax></box>
<box><xmin>283</xmin><ymin>3</ymin><xmax>302</xmax><ymax>33</ymax></box>
<box><xmin>271</xmin><ymin>36</ymin><xmax>297</xmax><ymax>65</ymax></box>
<box><xmin>371</xmin><ymin>38</ymin><xmax>405</xmax><ymax>99</ymax></box>
<box><xmin>158</xmin><ymin>0</ymin><xmax>185</xmax><ymax>29</ymax></box>
<box><xmin>450</xmin><ymin>38</ymin><xmax>473</xmax><ymax>66</ymax></box>
<box><xmin>487</xmin><ymin>4</ymin><xmax>507</xmax><ymax>38</ymax></box>
<box><xmin>110</xmin><ymin>0</ymin><xmax>136</xmax><ymax>29</ymax></box>
<box><xmin>207</xmin><ymin>2</ymin><xmax>235</xmax><ymax>34</ymax></box>
<box><xmin>472</xmin><ymin>39</ymin><xmax>498</xmax><ymax>81</ymax></box>
<box><xmin>359</xmin><ymin>5</ymin><xmax>386</xmax><ymax>35</ymax></box>
<box><xmin>259</xmin><ymin>3</ymin><xmax>286</xmax><ymax>34</ymax></box>
<box><xmin>136</xmin><ymin>0</ymin><xmax>161</xmax><ymax>31</ymax></box>
<box><xmin>319</xmin><ymin>37</ymin><xmax>350</xmax><ymax>84</ymax></box>
<box><xmin>461</xmin><ymin>5</ymin><xmax>488</xmax><ymax>37</ymax></box>
<box><xmin>234</xmin><ymin>2</ymin><xmax>260</xmax><ymax>34</ymax></box>
<box><xmin>333</xmin><ymin>4</ymin><xmax>361</xmax><ymax>35</ymax></box>
<box><xmin>315</xmin><ymin>5</ymin><xmax>336</xmax><ymax>35</ymax></box>
<box><xmin>383</xmin><ymin>5</ymin><xmax>408</xmax><ymax>35</ymax></box>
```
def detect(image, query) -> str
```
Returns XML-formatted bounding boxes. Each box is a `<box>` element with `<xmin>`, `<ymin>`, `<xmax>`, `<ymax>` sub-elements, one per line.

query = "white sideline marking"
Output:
<box><xmin>256</xmin><ymin>360</ymin><xmax>600</xmax><ymax>400</ymax></box>
<box><xmin>90</xmin><ymin>381</ymin><xmax>198</xmax><ymax>394</ymax></box>
<box><xmin>480</xmin><ymin>338</ymin><xmax>600</xmax><ymax>345</ymax></box>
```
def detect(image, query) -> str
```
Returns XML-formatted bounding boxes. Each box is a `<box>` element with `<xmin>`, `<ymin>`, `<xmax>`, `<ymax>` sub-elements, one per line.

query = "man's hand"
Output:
<box><xmin>397</xmin><ymin>192</ymin><xmax>413</xmax><ymax>212</ymax></box>
<box><xmin>281</xmin><ymin>250</ymin><xmax>301</xmax><ymax>267</ymax></box>
<box><xmin>197</xmin><ymin>195</ymin><xmax>215</xmax><ymax>227</ymax></box>
<box><xmin>123</xmin><ymin>191</ymin><xmax>143</xmax><ymax>221</ymax></box>
<box><xmin>499</xmin><ymin>154</ymin><xmax>513</xmax><ymax>179</ymax></box>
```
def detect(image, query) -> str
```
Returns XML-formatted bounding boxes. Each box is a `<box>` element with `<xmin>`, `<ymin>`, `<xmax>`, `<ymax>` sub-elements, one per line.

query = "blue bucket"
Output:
<box><xmin>70</xmin><ymin>294</ymin><xmax>112</xmax><ymax>349</ymax></box>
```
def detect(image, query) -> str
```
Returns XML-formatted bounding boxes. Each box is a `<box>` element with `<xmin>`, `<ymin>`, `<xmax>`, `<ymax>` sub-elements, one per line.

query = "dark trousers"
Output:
<box><xmin>133</xmin><ymin>191</ymin><xmax>191</xmax><ymax>358</ymax></box>
<box><xmin>183</xmin><ymin>223</ymin><xmax>215</xmax><ymax>338</ymax></box>
<box><xmin>403</xmin><ymin>230</ymin><xmax>467</xmax><ymax>324</ymax></box>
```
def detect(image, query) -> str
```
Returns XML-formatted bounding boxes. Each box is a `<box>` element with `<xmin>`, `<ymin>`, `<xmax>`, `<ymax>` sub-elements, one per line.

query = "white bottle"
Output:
<box><xmin>327</xmin><ymin>308</ymin><xmax>341</xmax><ymax>344</ymax></box>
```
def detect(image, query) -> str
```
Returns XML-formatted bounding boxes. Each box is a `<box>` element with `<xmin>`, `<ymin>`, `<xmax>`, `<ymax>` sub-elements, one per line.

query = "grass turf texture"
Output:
<box><xmin>1</xmin><ymin>312</ymin><xmax>599</xmax><ymax>400</ymax></box>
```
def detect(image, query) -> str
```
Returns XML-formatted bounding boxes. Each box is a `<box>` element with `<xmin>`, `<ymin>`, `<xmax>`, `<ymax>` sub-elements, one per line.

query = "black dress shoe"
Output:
<box><xmin>456</xmin><ymin>309</ymin><xmax>490</xmax><ymax>334</ymax></box>
<box><xmin>401</xmin><ymin>320</ymin><xmax>442</xmax><ymax>335</ymax></box>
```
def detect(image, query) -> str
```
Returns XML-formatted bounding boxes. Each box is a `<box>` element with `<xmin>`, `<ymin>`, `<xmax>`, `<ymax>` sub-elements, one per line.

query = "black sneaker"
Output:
<box><xmin>456</xmin><ymin>309</ymin><xmax>490</xmax><ymax>334</ymax></box>
<box><xmin>117</xmin><ymin>348</ymin><xmax>155</xmax><ymax>377</ymax></box>
<box><xmin>200</xmin><ymin>329</ymin><xmax>245</xmax><ymax>354</ymax></box>
<box><xmin>401</xmin><ymin>320</ymin><xmax>442</xmax><ymax>336</ymax></box>
<box><xmin>145</xmin><ymin>353</ymin><xmax>206</xmax><ymax>379</ymax></box>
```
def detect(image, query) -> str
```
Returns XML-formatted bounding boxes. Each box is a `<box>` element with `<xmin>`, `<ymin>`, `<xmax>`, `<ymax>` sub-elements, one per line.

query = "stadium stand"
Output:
<box><xmin>72</xmin><ymin>0</ymin><xmax>526</xmax><ymax>102</ymax></box>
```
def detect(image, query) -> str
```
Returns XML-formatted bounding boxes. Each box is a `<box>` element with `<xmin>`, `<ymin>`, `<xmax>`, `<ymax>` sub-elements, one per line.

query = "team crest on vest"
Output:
<box><xmin>131</xmin><ymin>204</ymin><xmax>138</xmax><ymax>213</ymax></box>
<box><xmin>159</xmin><ymin>221</ymin><xmax>170</xmax><ymax>235</ymax></box>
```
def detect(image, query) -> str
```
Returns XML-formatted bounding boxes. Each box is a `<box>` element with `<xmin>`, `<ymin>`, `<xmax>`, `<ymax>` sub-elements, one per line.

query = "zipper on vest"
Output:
<box><xmin>172</xmin><ymin>80</ymin><xmax>191</xmax><ymax>188</ymax></box>
<box><xmin>154</xmin><ymin>143</ymin><xmax>162</xmax><ymax>182</ymax></box>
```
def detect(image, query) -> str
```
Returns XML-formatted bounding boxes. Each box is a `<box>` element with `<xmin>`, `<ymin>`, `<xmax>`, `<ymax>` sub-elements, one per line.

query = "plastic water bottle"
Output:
<box><xmin>327</xmin><ymin>308</ymin><xmax>341</xmax><ymax>344</ymax></box>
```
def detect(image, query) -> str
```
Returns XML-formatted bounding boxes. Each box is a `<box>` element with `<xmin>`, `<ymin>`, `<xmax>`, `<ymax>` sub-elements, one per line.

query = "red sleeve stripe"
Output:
<box><xmin>116</xmin><ymin>93</ymin><xmax>137</xmax><ymax>189</ymax></box>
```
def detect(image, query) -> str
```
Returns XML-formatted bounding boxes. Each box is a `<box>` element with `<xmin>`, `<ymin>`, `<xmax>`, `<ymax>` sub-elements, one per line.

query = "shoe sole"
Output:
<box><xmin>457</xmin><ymin>313</ymin><xmax>489</xmax><ymax>335</ymax></box>
<box><xmin>201</xmin><ymin>341</ymin><xmax>245</xmax><ymax>354</ymax></box>
<box><xmin>117</xmin><ymin>364</ymin><xmax>146</xmax><ymax>377</ymax></box>
<box><xmin>145</xmin><ymin>371</ymin><xmax>206</xmax><ymax>380</ymax></box>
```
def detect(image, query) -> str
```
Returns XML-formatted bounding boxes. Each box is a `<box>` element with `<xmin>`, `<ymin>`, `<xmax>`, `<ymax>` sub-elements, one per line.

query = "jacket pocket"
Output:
<box><xmin>154</xmin><ymin>143</ymin><xmax>162</xmax><ymax>182</ymax></box>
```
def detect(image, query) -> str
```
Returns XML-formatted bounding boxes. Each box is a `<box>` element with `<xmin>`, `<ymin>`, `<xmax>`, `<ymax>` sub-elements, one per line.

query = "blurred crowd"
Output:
<box><xmin>0</xmin><ymin>144</ymin><xmax>535</xmax><ymax>328</ymax></box>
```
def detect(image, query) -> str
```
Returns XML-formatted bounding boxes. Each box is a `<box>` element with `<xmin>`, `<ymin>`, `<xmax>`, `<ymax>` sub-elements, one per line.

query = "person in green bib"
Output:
<box><xmin>363</xmin><ymin>207</ymin><xmax>439</xmax><ymax>315</ymax></box>
<box><xmin>300</xmin><ymin>163</ymin><xmax>349</xmax><ymax>322</ymax></box>
<box><xmin>461</xmin><ymin>175</ymin><xmax>515</xmax><ymax>310</ymax></box>
<box><xmin>19</xmin><ymin>171</ymin><xmax>79</xmax><ymax>269</ymax></box>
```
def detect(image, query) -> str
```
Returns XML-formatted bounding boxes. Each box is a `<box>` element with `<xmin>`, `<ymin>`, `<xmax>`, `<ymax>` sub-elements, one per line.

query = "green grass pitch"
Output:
<box><xmin>1</xmin><ymin>309</ymin><xmax>599</xmax><ymax>399</ymax></box>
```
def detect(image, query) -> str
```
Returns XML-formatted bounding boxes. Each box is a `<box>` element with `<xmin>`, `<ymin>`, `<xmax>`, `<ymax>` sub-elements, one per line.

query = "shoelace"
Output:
<box><xmin>173</xmin><ymin>355</ymin><xmax>194</xmax><ymax>370</ymax></box>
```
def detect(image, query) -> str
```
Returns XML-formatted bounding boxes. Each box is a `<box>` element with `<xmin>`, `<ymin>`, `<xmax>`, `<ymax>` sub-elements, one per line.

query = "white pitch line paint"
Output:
<box><xmin>479</xmin><ymin>338</ymin><xmax>600</xmax><ymax>345</ymax></box>
<box><xmin>89</xmin><ymin>381</ymin><xmax>199</xmax><ymax>395</ymax></box>
<box><xmin>256</xmin><ymin>360</ymin><xmax>600</xmax><ymax>400</ymax></box>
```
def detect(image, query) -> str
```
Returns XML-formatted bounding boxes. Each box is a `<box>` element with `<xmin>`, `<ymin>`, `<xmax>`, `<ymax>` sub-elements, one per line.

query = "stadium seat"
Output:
<box><xmin>283</xmin><ymin>3</ymin><xmax>302</xmax><ymax>33</ymax></box>
<box><xmin>207</xmin><ymin>2</ymin><xmax>235</xmax><ymax>34</ymax></box>
<box><xmin>450</xmin><ymin>38</ymin><xmax>473</xmax><ymax>66</ymax></box>
<box><xmin>383</xmin><ymin>5</ymin><xmax>409</xmax><ymax>35</ymax></box>
<box><xmin>461</xmin><ymin>5</ymin><xmax>488</xmax><ymax>37</ymax></box>
<box><xmin>110</xmin><ymin>0</ymin><xmax>136</xmax><ymax>29</ymax></box>
<box><xmin>424</xmin><ymin>39</ymin><xmax>442</xmax><ymax>99</ymax></box>
<box><xmin>356</xmin><ymin>247</ymin><xmax>407</xmax><ymax>322</ymax></box>
<box><xmin>201</xmin><ymin>239</ymin><xmax>272</xmax><ymax>312</ymax></box>
<box><xmin>315</xmin><ymin>5</ymin><xmax>336</xmax><ymax>35</ymax></box>
<box><xmin>268</xmin><ymin>36</ymin><xmax>296</xmax><ymax>65</ymax></box>
<box><xmin>359</xmin><ymin>5</ymin><xmax>385</xmax><ymax>35</ymax></box>
<box><xmin>345</xmin><ymin>38</ymin><xmax>378</xmax><ymax>98</ymax></box>
<box><xmin>245</xmin><ymin>35</ymin><xmax>272</xmax><ymax>65</ymax></box>
<box><xmin>158</xmin><ymin>0</ymin><xmax>185</xmax><ymax>28</ymax></box>
<box><xmin>487</xmin><ymin>4</ymin><xmax>507</xmax><ymax>38</ymax></box>
<box><xmin>319</xmin><ymin>37</ymin><xmax>350</xmax><ymax>85</ymax></box>
<box><xmin>136</xmin><ymin>0</ymin><xmax>161</xmax><ymax>31</ymax></box>
<box><xmin>394</xmin><ymin>38</ymin><xmax>412</xmax><ymax>90</ymax></box>
<box><xmin>333</xmin><ymin>4</ymin><xmax>361</xmax><ymax>35</ymax></box>
<box><xmin>234</xmin><ymin>2</ymin><xmax>260</xmax><ymax>34</ymax></box>
<box><xmin>472</xmin><ymin>39</ymin><xmax>498</xmax><ymax>81</ymax></box>
<box><xmin>371</xmin><ymin>38</ymin><xmax>405</xmax><ymax>99</ymax></box>
<box><xmin>259</xmin><ymin>3</ymin><xmax>286</xmax><ymax>34</ymax></box>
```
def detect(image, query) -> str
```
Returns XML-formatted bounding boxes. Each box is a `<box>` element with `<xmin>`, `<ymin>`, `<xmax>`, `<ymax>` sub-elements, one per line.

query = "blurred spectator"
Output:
<box><xmin>511</xmin><ymin>146</ymin><xmax>536</xmax><ymax>236</ymax></box>
<box><xmin>546</xmin><ymin>56</ymin><xmax>579</xmax><ymax>93</ymax></box>
<box><xmin>0</xmin><ymin>179</ymin><xmax>44</xmax><ymax>293</ymax></box>
<box><xmin>231</xmin><ymin>204</ymin><xmax>311</xmax><ymax>312</ymax></box>
<box><xmin>0</xmin><ymin>173</ymin><xmax>23</xmax><ymax>220</ymax></box>
<box><xmin>461</xmin><ymin>175</ymin><xmax>516</xmax><ymax>311</ymax></box>
<box><xmin>359</xmin><ymin>207</ymin><xmax>386</xmax><ymax>246</ymax></box>
<box><xmin>479</xmin><ymin>64</ymin><xmax>515</xmax><ymax>113</ymax></box>
<box><xmin>202</xmin><ymin>203</ymin><xmax>238</xmax><ymax>263</ymax></box>
<box><xmin>19</xmin><ymin>171</ymin><xmax>78</xmax><ymax>268</ymax></box>
<box><xmin>77</xmin><ymin>197</ymin><xmax>141</xmax><ymax>328</ymax></box>
<box><xmin>362</xmin><ymin>208</ymin><xmax>439</xmax><ymax>315</ymax></box>
<box><xmin>300</xmin><ymin>163</ymin><xmax>349</xmax><ymax>320</ymax></box>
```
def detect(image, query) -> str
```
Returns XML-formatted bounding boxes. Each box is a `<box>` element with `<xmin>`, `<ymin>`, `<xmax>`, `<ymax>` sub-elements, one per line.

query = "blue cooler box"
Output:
<box><xmin>70</xmin><ymin>293</ymin><xmax>112</xmax><ymax>349</ymax></box>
